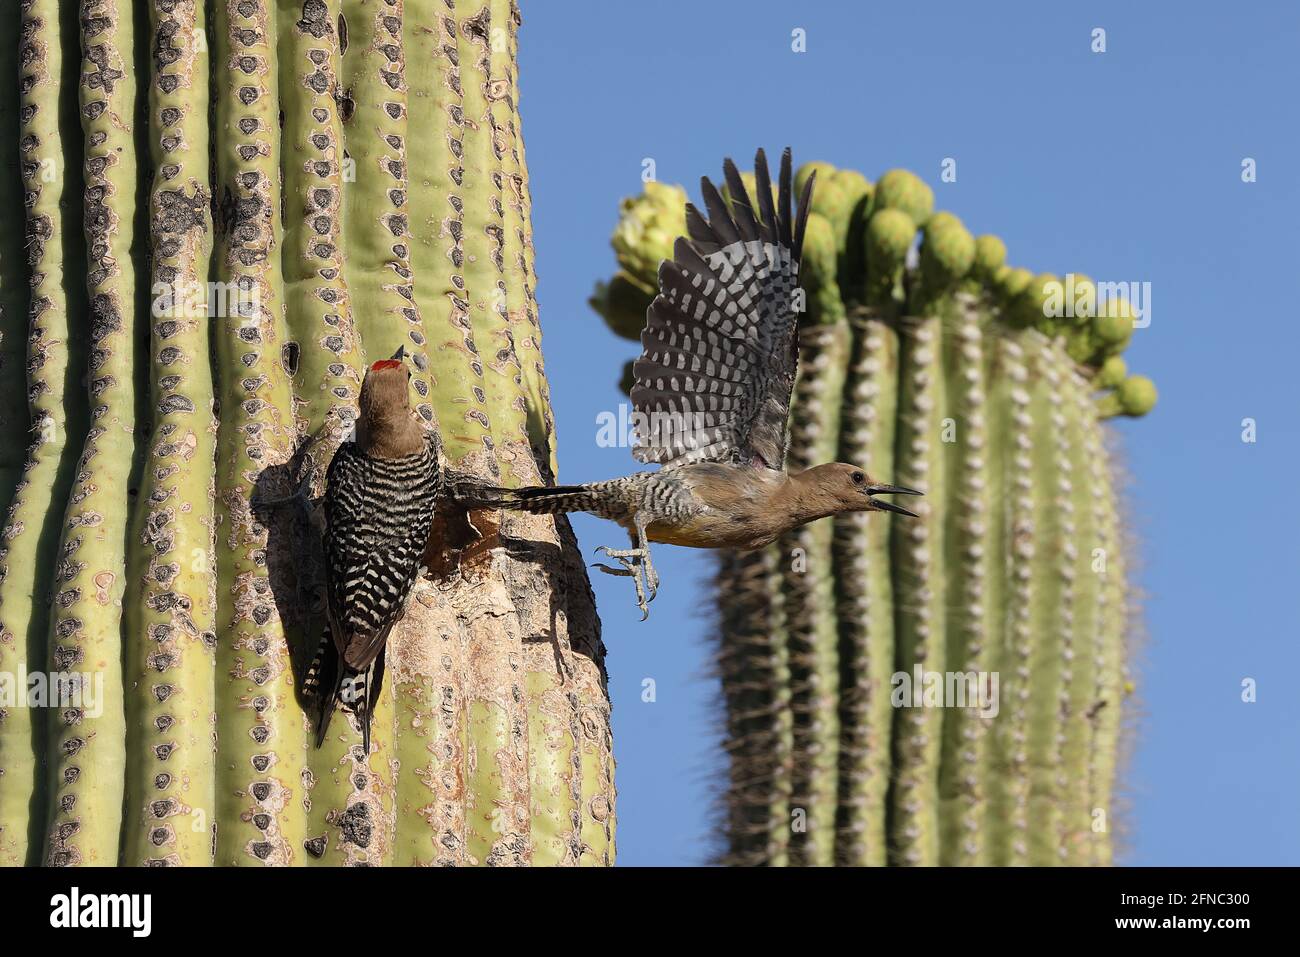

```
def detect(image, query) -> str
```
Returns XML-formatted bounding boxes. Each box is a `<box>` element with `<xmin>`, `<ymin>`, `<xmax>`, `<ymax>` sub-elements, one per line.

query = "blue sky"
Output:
<box><xmin>517</xmin><ymin>1</ymin><xmax>1300</xmax><ymax>865</ymax></box>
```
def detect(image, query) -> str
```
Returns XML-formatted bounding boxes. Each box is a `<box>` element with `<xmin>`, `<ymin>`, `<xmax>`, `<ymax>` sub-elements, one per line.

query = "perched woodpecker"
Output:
<box><xmin>305</xmin><ymin>347</ymin><xmax>441</xmax><ymax>752</ymax></box>
<box><xmin>455</xmin><ymin>148</ymin><xmax>920</xmax><ymax>618</ymax></box>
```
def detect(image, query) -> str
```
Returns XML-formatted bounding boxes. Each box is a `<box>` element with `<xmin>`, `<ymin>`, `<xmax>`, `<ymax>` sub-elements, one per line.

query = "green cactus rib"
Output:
<box><xmin>1089</xmin><ymin>428</ymin><xmax>1127</xmax><ymax>866</ymax></box>
<box><xmin>279</xmin><ymin>0</ymin><xmax>366</xmax><ymax>448</ymax></box>
<box><xmin>119</xmin><ymin>0</ymin><xmax>219</xmax><ymax>867</ymax></box>
<box><xmin>0</xmin><ymin>0</ymin><xmax>90</xmax><ymax>867</ymax></box>
<box><xmin>518</xmin><ymin>513</ymin><xmax>612</xmax><ymax>869</ymax></box>
<box><xmin>780</xmin><ymin>321</ymin><xmax>849</xmax><ymax>867</ymax></box>
<box><xmin>1022</xmin><ymin>336</ymin><xmax>1073</xmax><ymax>865</ymax></box>
<box><xmin>936</xmin><ymin>293</ymin><xmax>993</xmax><ymax>866</ymax></box>
<box><xmin>715</xmin><ymin>547</ymin><xmax>789</xmax><ymax>866</ymax></box>
<box><xmin>441</xmin><ymin>1</ymin><xmax>506</xmax><ymax>868</ymax></box>
<box><xmin>494</xmin><ymin>0</ymin><xmax>599</xmax><ymax>865</ymax></box>
<box><xmin>504</xmin><ymin>4</ymin><xmax>557</xmax><ymax>478</ymax></box>
<box><xmin>455</xmin><ymin>1</ymin><xmax>534</xmax><ymax>483</ymax></box>
<box><xmin>211</xmin><ymin>0</ymin><xmax>309</xmax><ymax>866</ymax></box>
<box><xmin>0</xmin><ymin>10</ymin><xmax>29</xmax><ymax>513</ymax></box>
<box><xmin>1058</xmin><ymin>361</ymin><xmax>1100</xmax><ymax>865</ymax></box>
<box><xmin>41</xmin><ymin>0</ymin><xmax>142</xmax><ymax>867</ymax></box>
<box><xmin>975</xmin><ymin>330</ymin><xmax>1013</xmax><ymax>864</ymax></box>
<box><xmin>490</xmin><ymin>0</ymin><xmax>554</xmax><ymax>474</ymax></box>
<box><xmin>531</xmin><ymin>533</ymin><xmax>616</xmax><ymax>867</ymax></box>
<box><xmin>985</xmin><ymin>336</ymin><xmax>1033</xmax><ymax>865</ymax></box>
<box><xmin>716</xmin><ymin>544</ymin><xmax>794</xmax><ymax>866</ymax></box>
<box><xmin>523</xmin><ymin>666</ymin><xmax>578</xmax><ymax>866</ymax></box>
<box><xmin>386</xmin><ymin>1</ymin><xmax>468</xmax><ymax>867</ymax></box>
<box><xmin>277</xmin><ymin>0</ymin><xmax>379</xmax><ymax>869</ymax></box>
<box><xmin>453</xmin><ymin>0</ymin><xmax>521</xmax><ymax>865</ymax></box>
<box><xmin>404</xmin><ymin>0</ymin><xmax>484</xmax><ymax>468</ymax></box>
<box><xmin>887</xmin><ymin>312</ymin><xmax>948</xmax><ymax>867</ymax></box>
<box><xmin>832</xmin><ymin>310</ymin><xmax>898</xmax><ymax>866</ymax></box>
<box><xmin>340</xmin><ymin>0</ymin><xmax>433</xmax><ymax>415</ymax></box>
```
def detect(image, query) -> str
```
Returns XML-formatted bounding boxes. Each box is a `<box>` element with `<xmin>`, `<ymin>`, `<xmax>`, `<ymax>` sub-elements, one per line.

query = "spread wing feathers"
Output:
<box><xmin>314</xmin><ymin>437</ymin><xmax>439</xmax><ymax>748</ymax></box>
<box><xmin>631</xmin><ymin>147</ymin><xmax>815</xmax><ymax>470</ymax></box>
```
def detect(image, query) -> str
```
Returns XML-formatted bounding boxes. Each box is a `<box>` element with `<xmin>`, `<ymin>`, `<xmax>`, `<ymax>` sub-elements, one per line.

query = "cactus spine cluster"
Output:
<box><xmin>593</xmin><ymin>162</ymin><xmax>1152</xmax><ymax>866</ymax></box>
<box><xmin>0</xmin><ymin>0</ymin><xmax>613</xmax><ymax>867</ymax></box>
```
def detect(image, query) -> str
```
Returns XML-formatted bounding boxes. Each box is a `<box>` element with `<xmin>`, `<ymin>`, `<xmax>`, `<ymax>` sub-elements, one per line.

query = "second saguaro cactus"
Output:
<box><xmin>594</xmin><ymin>160</ymin><xmax>1152</xmax><ymax>866</ymax></box>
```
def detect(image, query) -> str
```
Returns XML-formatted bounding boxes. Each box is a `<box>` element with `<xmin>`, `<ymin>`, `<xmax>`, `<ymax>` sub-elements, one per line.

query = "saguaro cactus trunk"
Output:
<box><xmin>0</xmin><ymin>0</ymin><xmax>614</xmax><ymax>867</ymax></box>
<box><xmin>593</xmin><ymin>161</ymin><xmax>1153</xmax><ymax>867</ymax></box>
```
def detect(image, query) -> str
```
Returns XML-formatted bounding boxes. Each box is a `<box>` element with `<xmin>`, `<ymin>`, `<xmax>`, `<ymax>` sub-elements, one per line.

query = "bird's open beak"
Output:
<box><xmin>390</xmin><ymin>345</ymin><xmax>407</xmax><ymax>362</ymax></box>
<box><xmin>867</xmin><ymin>482</ymin><xmax>923</xmax><ymax>518</ymax></box>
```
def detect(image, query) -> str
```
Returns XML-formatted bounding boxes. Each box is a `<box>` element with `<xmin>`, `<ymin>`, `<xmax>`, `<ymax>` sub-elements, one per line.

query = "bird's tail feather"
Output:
<box><xmin>451</xmin><ymin>482</ymin><xmax>601</xmax><ymax>516</ymax></box>
<box><xmin>339</xmin><ymin>649</ymin><xmax>386</xmax><ymax>755</ymax></box>
<box><xmin>306</xmin><ymin>629</ymin><xmax>386</xmax><ymax>754</ymax></box>
<box><xmin>305</xmin><ymin>629</ymin><xmax>340</xmax><ymax>748</ymax></box>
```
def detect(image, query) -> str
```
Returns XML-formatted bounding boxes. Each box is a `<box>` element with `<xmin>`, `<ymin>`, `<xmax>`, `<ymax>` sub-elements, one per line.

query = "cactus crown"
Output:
<box><xmin>593</xmin><ymin>161</ymin><xmax>1155</xmax><ymax>419</ymax></box>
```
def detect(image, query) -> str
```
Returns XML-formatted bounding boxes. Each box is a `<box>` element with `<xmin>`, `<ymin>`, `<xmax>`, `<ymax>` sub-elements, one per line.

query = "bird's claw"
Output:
<box><xmin>592</xmin><ymin>545</ymin><xmax>654</xmax><ymax>619</ymax></box>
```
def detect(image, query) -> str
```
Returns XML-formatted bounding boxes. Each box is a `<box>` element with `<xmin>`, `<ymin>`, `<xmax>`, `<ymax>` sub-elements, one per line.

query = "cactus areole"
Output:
<box><xmin>0</xmin><ymin>0</ymin><xmax>613</xmax><ymax>866</ymax></box>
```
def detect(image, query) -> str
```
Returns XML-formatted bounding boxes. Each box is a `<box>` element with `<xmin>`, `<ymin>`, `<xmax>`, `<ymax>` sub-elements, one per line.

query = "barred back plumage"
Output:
<box><xmin>307</xmin><ymin>431</ymin><xmax>441</xmax><ymax>751</ymax></box>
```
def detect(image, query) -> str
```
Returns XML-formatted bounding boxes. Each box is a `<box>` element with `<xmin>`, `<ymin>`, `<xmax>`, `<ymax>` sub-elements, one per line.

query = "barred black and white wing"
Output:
<box><xmin>311</xmin><ymin>433</ymin><xmax>440</xmax><ymax>750</ymax></box>
<box><xmin>631</xmin><ymin>147</ymin><xmax>814</xmax><ymax>470</ymax></box>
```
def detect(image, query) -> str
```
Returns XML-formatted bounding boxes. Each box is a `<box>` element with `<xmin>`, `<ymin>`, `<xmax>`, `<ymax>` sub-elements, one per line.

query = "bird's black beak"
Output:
<box><xmin>867</xmin><ymin>482</ymin><xmax>923</xmax><ymax>518</ymax></box>
<box><xmin>390</xmin><ymin>345</ymin><xmax>407</xmax><ymax>362</ymax></box>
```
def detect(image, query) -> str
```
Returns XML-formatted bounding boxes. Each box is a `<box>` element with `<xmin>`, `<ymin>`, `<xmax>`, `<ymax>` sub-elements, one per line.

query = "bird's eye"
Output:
<box><xmin>851</xmin><ymin>471</ymin><xmax>865</xmax><ymax>485</ymax></box>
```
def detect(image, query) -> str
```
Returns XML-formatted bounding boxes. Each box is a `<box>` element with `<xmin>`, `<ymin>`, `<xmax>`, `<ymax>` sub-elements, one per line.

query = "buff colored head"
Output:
<box><xmin>797</xmin><ymin>462</ymin><xmax>923</xmax><ymax>517</ymax></box>
<box><xmin>357</xmin><ymin>346</ymin><xmax>422</xmax><ymax>456</ymax></box>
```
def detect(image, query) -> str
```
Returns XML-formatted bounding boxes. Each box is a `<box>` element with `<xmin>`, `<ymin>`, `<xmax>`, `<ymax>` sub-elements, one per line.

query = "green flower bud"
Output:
<box><xmin>1098</xmin><ymin>374</ymin><xmax>1157</xmax><ymax>418</ymax></box>
<box><xmin>823</xmin><ymin>169</ymin><xmax>873</xmax><ymax>249</ymax></box>
<box><xmin>610</xmin><ymin>181</ymin><xmax>687</xmax><ymax>286</ymax></box>
<box><xmin>832</xmin><ymin>169</ymin><xmax>873</xmax><ymax>218</ymax></box>
<box><xmin>873</xmin><ymin>169</ymin><xmax>934</xmax><ymax>227</ymax></box>
<box><xmin>997</xmin><ymin>266</ymin><xmax>1035</xmax><ymax>301</ymax></box>
<box><xmin>795</xmin><ymin>161</ymin><xmax>837</xmax><ymax>201</ymax></box>
<box><xmin>1065</xmin><ymin>328</ymin><xmax>1100</xmax><ymax>365</ymax></box>
<box><xmin>832</xmin><ymin>169</ymin><xmax>872</xmax><ymax>200</ymax></box>
<box><xmin>866</xmin><ymin>208</ymin><xmax>916</xmax><ymax>270</ymax></box>
<box><xmin>590</xmin><ymin>271</ymin><xmax>654</xmax><ymax>341</ymax></box>
<box><xmin>808</xmin><ymin>175</ymin><xmax>852</xmax><ymax>246</ymax></box>
<box><xmin>972</xmin><ymin>234</ymin><xmax>1007</xmax><ymax>282</ymax></box>
<box><xmin>1096</xmin><ymin>354</ymin><xmax>1127</xmax><ymax>388</ymax></box>
<box><xmin>1093</xmin><ymin>295</ymin><xmax>1135</xmax><ymax>351</ymax></box>
<box><xmin>864</xmin><ymin>208</ymin><xmax>916</xmax><ymax>306</ymax></box>
<box><xmin>920</xmin><ymin>215</ymin><xmax>975</xmax><ymax>286</ymax></box>
<box><xmin>800</xmin><ymin>212</ymin><xmax>839</xmax><ymax>289</ymax></box>
<box><xmin>800</xmin><ymin>213</ymin><xmax>844</xmax><ymax>324</ymax></box>
<box><xmin>923</xmin><ymin>211</ymin><xmax>963</xmax><ymax>236</ymax></box>
<box><xmin>1067</xmin><ymin>273</ymin><xmax>1098</xmax><ymax>322</ymax></box>
<box><xmin>1119</xmin><ymin>375</ymin><xmax>1157</xmax><ymax>415</ymax></box>
<box><xmin>1009</xmin><ymin>272</ymin><xmax>1060</xmax><ymax>329</ymax></box>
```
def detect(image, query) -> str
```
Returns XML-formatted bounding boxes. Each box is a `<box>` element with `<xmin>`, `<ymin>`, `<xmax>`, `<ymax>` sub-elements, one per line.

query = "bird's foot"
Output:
<box><xmin>592</xmin><ymin>545</ymin><xmax>654</xmax><ymax>620</ymax></box>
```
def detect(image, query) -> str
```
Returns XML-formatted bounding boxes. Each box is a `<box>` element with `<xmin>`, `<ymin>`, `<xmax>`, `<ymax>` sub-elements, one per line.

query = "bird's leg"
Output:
<box><xmin>591</xmin><ymin>514</ymin><xmax>656</xmax><ymax>619</ymax></box>
<box><xmin>591</xmin><ymin>550</ymin><xmax>649</xmax><ymax>619</ymax></box>
<box><xmin>634</xmin><ymin>517</ymin><xmax>658</xmax><ymax>601</ymax></box>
